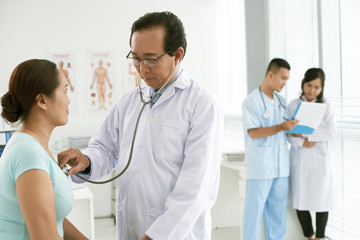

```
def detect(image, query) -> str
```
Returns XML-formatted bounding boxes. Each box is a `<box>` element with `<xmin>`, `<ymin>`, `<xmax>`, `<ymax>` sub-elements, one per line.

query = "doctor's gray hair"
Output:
<box><xmin>129</xmin><ymin>11</ymin><xmax>187</xmax><ymax>58</ymax></box>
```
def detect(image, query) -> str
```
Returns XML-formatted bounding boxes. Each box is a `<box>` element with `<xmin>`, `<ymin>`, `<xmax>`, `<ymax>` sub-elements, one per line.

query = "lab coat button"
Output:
<box><xmin>139</xmin><ymin>142</ymin><xmax>144</xmax><ymax>147</ymax></box>
<box><xmin>147</xmin><ymin>114</ymin><xmax>152</xmax><ymax>119</ymax></box>
<box><xmin>129</xmin><ymin>226</ymin><xmax>135</xmax><ymax>232</ymax></box>
<box><xmin>132</xmin><ymin>167</ymin><xmax>137</xmax><ymax>172</ymax></box>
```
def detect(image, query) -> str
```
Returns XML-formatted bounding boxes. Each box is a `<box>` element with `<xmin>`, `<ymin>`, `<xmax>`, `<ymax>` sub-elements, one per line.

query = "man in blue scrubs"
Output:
<box><xmin>242</xmin><ymin>58</ymin><xmax>298</xmax><ymax>240</ymax></box>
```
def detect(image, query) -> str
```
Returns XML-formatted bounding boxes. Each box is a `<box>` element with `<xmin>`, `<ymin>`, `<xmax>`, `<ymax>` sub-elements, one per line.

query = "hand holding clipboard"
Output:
<box><xmin>286</xmin><ymin>102</ymin><xmax>327</xmax><ymax>134</ymax></box>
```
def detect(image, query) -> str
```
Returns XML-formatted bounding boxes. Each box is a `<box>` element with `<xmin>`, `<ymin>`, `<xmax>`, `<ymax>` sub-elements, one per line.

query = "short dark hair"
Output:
<box><xmin>129</xmin><ymin>11</ymin><xmax>187</xmax><ymax>58</ymax></box>
<box><xmin>266</xmin><ymin>58</ymin><xmax>291</xmax><ymax>75</ymax></box>
<box><xmin>1</xmin><ymin>59</ymin><xmax>59</xmax><ymax>123</ymax></box>
<box><xmin>300</xmin><ymin>68</ymin><xmax>325</xmax><ymax>103</ymax></box>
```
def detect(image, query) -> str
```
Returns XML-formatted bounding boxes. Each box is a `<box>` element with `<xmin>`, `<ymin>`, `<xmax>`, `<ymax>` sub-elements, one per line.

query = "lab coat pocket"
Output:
<box><xmin>145</xmin><ymin>207</ymin><xmax>164</xmax><ymax>230</ymax></box>
<box><xmin>115</xmin><ymin>202</ymin><xmax>125</xmax><ymax>239</ymax></box>
<box><xmin>157</xmin><ymin>118</ymin><xmax>189</xmax><ymax>162</ymax></box>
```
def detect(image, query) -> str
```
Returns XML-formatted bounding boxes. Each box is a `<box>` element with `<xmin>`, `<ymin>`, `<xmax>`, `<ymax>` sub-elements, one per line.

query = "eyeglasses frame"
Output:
<box><xmin>126</xmin><ymin>48</ymin><xmax>174</xmax><ymax>67</ymax></box>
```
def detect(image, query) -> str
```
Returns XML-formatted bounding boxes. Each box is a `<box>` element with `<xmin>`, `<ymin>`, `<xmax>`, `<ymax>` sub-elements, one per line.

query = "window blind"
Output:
<box><xmin>324</xmin><ymin>0</ymin><xmax>360</xmax><ymax>238</ymax></box>
<box><xmin>268</xmin><ymin>0</ymin><xmax>319</xmax><ymax>101</ymax></box>
<box><xmin>268</xmin><ymin>0</ymin><xmax>360</xmax><ymax>238</ymax></box>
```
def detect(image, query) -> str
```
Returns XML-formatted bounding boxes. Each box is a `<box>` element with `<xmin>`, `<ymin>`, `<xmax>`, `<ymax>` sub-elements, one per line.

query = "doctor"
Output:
<box><xmin>242</xmin><ymin>58</ymin><xmax>298</xmax><ymax>240</ymax></box>
<box><xmin>58</xmin><ymin>11</ymin><xmax>223</xmax><ymax>240</ymax></box>
<box><xmin>287</xmin><ymin>68</ymin><xmax>336</xmax><ymax>240</ymax></box>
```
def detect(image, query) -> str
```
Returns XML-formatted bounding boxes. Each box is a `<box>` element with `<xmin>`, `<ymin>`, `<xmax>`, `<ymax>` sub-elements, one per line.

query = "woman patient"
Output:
<box><xmin>0</xmin><ymin>59</ymin><xmax>87</xmax><ymax>239</ymax></box>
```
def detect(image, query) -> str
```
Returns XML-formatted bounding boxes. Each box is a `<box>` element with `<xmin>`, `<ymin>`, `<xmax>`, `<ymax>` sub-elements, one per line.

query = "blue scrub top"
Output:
<box><xmin>242</xmin><ymin>88</ymin><xmax>290</xmax><ymax>179</ymax></box>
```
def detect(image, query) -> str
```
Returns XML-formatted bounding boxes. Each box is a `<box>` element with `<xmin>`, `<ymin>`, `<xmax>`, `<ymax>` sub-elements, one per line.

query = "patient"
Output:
<box><xmin>0</xmin><ymin>59</ymin><xmax>87</xmax><ymax>239</ymax></box>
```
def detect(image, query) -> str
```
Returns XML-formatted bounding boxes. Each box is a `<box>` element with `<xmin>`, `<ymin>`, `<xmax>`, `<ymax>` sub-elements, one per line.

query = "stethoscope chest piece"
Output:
<box><xmin>263</xmin><ymin>111</ymin><xmax>270</xmax><ymax>119</ymax></box>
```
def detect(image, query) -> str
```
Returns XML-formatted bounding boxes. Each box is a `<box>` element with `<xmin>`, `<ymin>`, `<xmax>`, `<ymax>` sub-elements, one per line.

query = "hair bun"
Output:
<box><xmin>1</xmin><ymin>91</ymin><xmax>22</xmax><ymax>123</ymax></box>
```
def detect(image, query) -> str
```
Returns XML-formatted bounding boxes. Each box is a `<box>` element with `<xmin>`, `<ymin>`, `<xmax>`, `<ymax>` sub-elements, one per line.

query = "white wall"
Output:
<box><xmin>0</xmin><ymin>0</ymin><xmax>219</xmax><ymax>144</ymax></box>
<box><xmin>244</xmin><ymin>0</ymin><xmax>269</xmax><ymax>93</ymax></box>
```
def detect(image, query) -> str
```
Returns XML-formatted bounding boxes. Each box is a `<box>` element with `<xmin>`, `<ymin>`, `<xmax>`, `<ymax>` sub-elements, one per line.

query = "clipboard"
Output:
<box><xmin>286</xmin><ymin>102</ymin><xmax>327</xmax><ymax>134</ymax></box>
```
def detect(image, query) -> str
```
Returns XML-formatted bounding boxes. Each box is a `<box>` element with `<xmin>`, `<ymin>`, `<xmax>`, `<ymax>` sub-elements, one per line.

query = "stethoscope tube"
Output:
<box><xmin>73</xmin><ymin>102</ymin><xmax>147</xmax><ymax>184</ymax></box>
<box><xmin>72</xmin><ymin>63</ymin><xmax>179</xmax><ymax>184</ymax></box>
<box><xmin>259</xmin><ymin>86</ymin><xmax>286</xmax><ymax>119</ymax></box>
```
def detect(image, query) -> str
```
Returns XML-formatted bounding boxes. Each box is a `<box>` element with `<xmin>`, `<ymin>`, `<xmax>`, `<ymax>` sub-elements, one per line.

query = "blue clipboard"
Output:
<box><xmin>286</xmin><ymin>102</ymin><xmax>315</xmax><ymax>134</ymax></box>
<box><xmin>286</xmin><ymin>125</ymin><xmax>315</xmax><ymax>134</ymax></box>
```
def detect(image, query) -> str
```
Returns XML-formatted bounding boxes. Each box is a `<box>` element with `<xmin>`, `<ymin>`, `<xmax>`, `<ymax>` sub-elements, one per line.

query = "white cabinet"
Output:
<box><xmin>211</xmin><ymin>161</ymin><xmax>244</xmax><ymax>229</ymax></box>
<box><xmin>67</xmin><ymin>186</ymin><xmax>95</xmax><ymax>240</ymax></box>
<box><xmin>86</xmin><ymin>181</ymin><xmax>112</xmax><ymax>218</ymax></box>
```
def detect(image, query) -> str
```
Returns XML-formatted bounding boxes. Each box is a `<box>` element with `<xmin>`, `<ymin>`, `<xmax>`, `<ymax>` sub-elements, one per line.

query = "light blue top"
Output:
<box><xmin>0</xmin><ymin>132</ymin><xmax>73</xmax><ymax>239</ymax></box>
<box><xmin>242</xmin><ymin>88</ymin><xmax>290</xmax><ymax>179</ymax></box>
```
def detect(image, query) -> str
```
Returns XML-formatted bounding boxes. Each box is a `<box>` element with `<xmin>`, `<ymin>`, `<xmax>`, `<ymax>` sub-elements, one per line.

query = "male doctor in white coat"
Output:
<box><xmin>58</xmin><ymin>11</ymin><xmax>223</xmax><ymax>240</ymax></box>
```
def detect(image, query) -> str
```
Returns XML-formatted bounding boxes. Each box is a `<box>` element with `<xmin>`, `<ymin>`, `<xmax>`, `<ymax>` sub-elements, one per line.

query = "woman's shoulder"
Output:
<box><xmin>320</xmin><ymin>98</ymin><xmax>334</xmax><ymax>107</ymax></box>
<box><xmin>9</xmin><ymin>133</ymin><xmax>43</xmax><ymax>153</ymax></box>
<box><xmin>322</xmin><ymin>98</ymin><xmax>336</xmax><ymax>113</ymax></box>
<box><xmin>288</xmin><ymin>98</ymin><xmax>301</xmax><ymax>106</ymax></box>
<box><xmin>6</xmin><ymin>133</ymin><xmax>51</xmax><ymax>173</ymax></box>
<box><xmin>322</xmin><ymin>98</ymin><xmax>332</xmax><ymax>104</ymax></box>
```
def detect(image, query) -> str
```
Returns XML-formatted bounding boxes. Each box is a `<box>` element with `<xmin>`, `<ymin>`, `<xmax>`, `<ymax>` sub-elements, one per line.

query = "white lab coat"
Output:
<box><xmin>287</xmin><ymin>97</ymin><xmax>337</xmax><ymax>211</ymax></box>
<box><xmin>73</xmin><ymin>70</ymin><xmax>223</xmax><ymax>240</ymax></box>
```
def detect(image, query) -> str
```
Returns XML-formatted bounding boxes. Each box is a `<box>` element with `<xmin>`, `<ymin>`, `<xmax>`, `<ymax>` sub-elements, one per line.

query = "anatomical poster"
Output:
<box><xmin>47</xmin><ymin>52</ymin><xmax>78</xmax><ymax>115</ymax></box>
<box><xmin>87</xmin><ymin>51</ymin><xmax>116</xmax><ymax>113</ymax></box>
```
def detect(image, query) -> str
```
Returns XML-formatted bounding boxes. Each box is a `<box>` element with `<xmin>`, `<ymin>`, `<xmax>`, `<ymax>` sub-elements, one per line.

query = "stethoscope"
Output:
<box><xmin>259</xmin><ymin>86</ymin><xmax>286</xmax><ymax>119</ymax></box>
<box><xmin>67</xmin><ymin>61</ymin><xmax>181</xmax><ymax>184</ymax></box>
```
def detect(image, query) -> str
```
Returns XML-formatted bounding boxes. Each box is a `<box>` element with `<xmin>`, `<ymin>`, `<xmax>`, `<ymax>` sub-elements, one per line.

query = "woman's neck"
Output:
<box><xmin>19</xmin><ymin>121</ymin><xmax>53</xmax><ymax>152</ymax></box>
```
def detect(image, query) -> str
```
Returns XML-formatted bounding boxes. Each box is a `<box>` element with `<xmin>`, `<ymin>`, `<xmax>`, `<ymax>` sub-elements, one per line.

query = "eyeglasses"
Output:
<box><xmin>126</xmin><ymin>48</ymin><xmax>173</xmax><ymax>67</ymax></box>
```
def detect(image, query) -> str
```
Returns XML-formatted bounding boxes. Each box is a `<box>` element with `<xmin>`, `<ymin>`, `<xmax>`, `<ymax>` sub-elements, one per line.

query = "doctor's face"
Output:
<box><xmin>129</xmin><ymin>27</ymin><xmax>178</xmax><ymax>89</ymax></box>
<box><xmin>271</xmin><ymin>67</ymin><xmax>290</xmax><ymax>92</ymax></box>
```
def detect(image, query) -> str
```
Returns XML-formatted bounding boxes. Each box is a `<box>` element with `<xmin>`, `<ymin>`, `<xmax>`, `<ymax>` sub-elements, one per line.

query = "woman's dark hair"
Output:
<box><xmin>1</xmin><ymin>59</ymin><xmax>59</xmax><ymax>123</ymax></box>
<box><xmin>300</xmin><ymin>68</ymin><xmax>325</xmax><ymax>103</ymax></box>
<box><xmin>129</xmin><ymin>11</ymin><xmax>187</xmax><ymax>58</ymax></box>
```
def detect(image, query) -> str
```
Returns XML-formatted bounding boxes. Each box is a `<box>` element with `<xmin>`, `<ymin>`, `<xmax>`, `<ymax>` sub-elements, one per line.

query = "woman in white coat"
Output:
<box><xmin>287</xmin><ymin>68</ymin><xmax>336</xmax><ymax>240</ymax></box>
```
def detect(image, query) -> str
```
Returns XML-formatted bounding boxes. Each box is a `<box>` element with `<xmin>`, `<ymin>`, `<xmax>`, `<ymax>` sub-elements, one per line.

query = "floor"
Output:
<box><xmin>94</xmin><ymin>217</ymin><xmax>240</xmax><ymax>240</ymax></box>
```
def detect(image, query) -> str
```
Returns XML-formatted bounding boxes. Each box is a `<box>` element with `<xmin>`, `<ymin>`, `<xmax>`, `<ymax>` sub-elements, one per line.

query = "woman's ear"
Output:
<box><xmin>35</xmin><ymin>93</ymin><xmax>47</xmax><ymax>110</ymax></box>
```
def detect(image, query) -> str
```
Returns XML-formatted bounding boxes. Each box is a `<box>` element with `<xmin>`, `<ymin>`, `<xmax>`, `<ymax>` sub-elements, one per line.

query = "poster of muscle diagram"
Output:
<box><xmin>87</xmin><ymin>51</ymin><xmax>116</xmax><ymax>113</ymax></box>
<box><xmin>47</xmin><ymin>52</ymin><xmax>78</xmax><ymax>115</ymax></box>
<box><xmin>124</xmin><ymin>55</ymin><xmax>143</xmax><ymax>92</ymax></box>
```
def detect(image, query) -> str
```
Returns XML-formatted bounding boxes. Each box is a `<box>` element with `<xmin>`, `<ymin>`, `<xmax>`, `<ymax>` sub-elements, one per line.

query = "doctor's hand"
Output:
<box><xmin>281</xmin><ymin>119</ymin><xmax>299</xmax><ymax>131</ymax></box>
<box><xmin>303</xmin><ymin>138</ymin><xmax>315</xmax><ymax>148</ymax></box>
<box><xmin>140</xmin><ymin>235</ymin><xmax>151</xmax><ymax>240</ymax></box>
<box><xmin>58</xmin><ymin>148</ymin><xmax>91</xmax><ymax>176</ymax></box>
